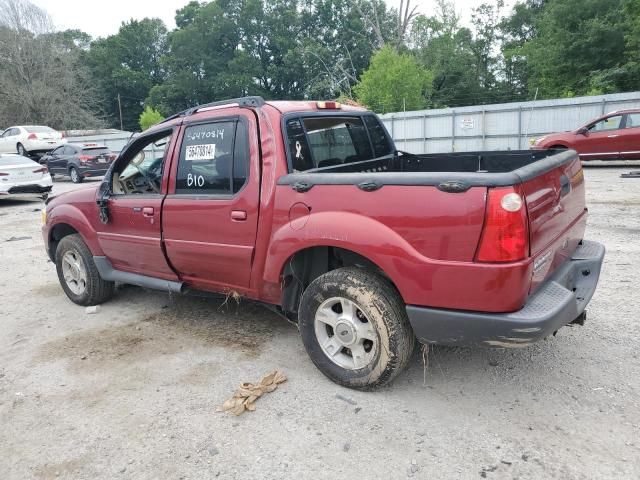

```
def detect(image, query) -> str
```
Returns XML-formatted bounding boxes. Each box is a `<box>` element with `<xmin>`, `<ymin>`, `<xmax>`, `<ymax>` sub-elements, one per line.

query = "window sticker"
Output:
<box><xmin>185</xmin><ymin>143</ymin><xmax>216</xmax><ymax>161</ymax></box>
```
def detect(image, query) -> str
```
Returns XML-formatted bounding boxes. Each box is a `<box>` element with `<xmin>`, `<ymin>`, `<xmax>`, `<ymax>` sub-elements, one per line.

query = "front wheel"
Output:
<box><xmin>69</xmin><ymin>166</ymin><xmax>82</xmax><ymax>183</ymax></box>
<box><xmin>299</xmin><ymin>267</ymin><xmax>415</xmax><ymax>390</ymax></box>
<box><xmin>55</xmin><ymin>234</ymin><xmax>114</xmax><ymax>306</ymax></box>
<box><xmin>16</xmin><ymin>143</ymin><xmax>26</xmax><ymax>156</ymax></box>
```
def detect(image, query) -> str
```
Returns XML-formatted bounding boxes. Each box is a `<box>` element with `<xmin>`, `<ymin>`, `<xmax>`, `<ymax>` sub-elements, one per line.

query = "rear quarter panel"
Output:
<box><xmin>262</xmin><ymin>184</ymin><xmax>534</xmax><ymax>313</ymax></box>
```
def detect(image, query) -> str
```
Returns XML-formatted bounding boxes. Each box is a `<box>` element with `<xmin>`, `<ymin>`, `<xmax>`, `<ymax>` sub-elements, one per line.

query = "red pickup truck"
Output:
<box><xmin>43</xmin><ymin>97</ymin><xmax>605</xmax><ymax>390</ymax></box>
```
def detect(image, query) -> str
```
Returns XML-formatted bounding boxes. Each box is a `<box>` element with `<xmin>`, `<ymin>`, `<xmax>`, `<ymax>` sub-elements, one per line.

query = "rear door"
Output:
<box><xmin>619</xmin><ymin>112</ymin><xmax>640</xmax><ymax>159</ymax></box>
<box><xmin>162</xmin><ymin>112</ymin><xmax>260</xmax><ymax>293</ymax></box>
<box><xmin>0</xmin><ymin>128</ymin><xmax>19</xmax><ymax>153</ymax></box>
<box><xmin>574</xmin><ymin>114</ymin><xmax>623</xmax><ymax>160</ymax></box>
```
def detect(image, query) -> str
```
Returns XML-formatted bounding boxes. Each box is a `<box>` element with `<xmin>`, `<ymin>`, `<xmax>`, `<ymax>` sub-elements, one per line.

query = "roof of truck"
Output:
<box><xmin>265</xmin><ymin>100</ymin><xmax>367</xmax><ymax>114</ymax></box>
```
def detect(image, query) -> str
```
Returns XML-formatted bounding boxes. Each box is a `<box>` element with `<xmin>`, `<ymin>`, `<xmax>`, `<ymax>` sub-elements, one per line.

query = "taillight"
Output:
<box><xmin>0</xmin><ymin>172</ymin><xmax>8</xmax><ymax>176</ymax></box>
<box><xmin>27</xmin><ymin>133</ymin><xmax>37</xmax><ymax>140</ymax></box>
<box><xmin>475</xmin><ymin>186</ymin><xmax>529</xmax><ymax>263</ymax></box>
<box><xmin>78</xmin><ymin>155</ymin><xmax>92</xmax><ymax>164</ymax></box>
<box><xmin>33</xmin><ymin>167</ymin><xmax>48</xmax><ymax>174</ymax></box>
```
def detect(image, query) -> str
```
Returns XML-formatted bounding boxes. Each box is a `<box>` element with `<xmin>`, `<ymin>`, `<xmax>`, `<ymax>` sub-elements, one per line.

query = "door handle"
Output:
<box><xmin>231</xmin><ymin>210</ymin><xmax>247</xmax><ymax>221</ymax></box>
<box><xmin>142</xmin><ymin>207</ymin><xmax>154</xmax><ymax>217</ymax></box>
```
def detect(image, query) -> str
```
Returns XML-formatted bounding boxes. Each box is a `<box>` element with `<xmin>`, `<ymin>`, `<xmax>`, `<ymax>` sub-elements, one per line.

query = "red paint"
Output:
<box><xmin>532</xmin><ymin>108</ymin><xmax>640</xmax><ymax>160</ymax></box>
<box><xmin>43</xmin><ymin>100</ymin><xmax>590</xmax><ymax>315</ymax></box>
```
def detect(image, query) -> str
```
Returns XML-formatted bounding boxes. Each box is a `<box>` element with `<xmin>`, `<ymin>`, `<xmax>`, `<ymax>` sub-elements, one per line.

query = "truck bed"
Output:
<box><xmin>279</xmin><ymin>149</ymin><xmax>572</xmax><ymax>188</ymax></box>
<box><xmin>276</xmin><ymin>148</ymin><xmax>587</xmax><ymax>313</ymax></box>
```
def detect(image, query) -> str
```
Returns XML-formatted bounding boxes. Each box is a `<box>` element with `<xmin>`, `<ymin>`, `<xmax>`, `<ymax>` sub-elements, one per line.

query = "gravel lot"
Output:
<box><xmin>1</xmin><ymin>165</ymin><xmax>639</xmax><ymax>480</ymax></box>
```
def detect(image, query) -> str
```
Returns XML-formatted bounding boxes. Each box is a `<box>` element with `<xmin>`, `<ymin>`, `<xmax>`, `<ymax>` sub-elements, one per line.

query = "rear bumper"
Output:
<box><xmin>0</xmin><ymin>177</ymin><xmax>53</xmax><ymax>196</ymax></box>
<box><xmin>77</xmin><ymin>167</ymin><xmax>109</xmax><ymax>177</ymax></box>
<box><xmin>406</xmin><ymin>240</ymin><xmax>605</xmax><ymax>347</ymax></box>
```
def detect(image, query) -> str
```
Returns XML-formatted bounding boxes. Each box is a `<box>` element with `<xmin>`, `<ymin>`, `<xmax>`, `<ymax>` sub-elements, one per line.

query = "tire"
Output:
<box><xmin>69</xmin><ymin>166</ymin><xmax>82</xmax><ymax>183</ymax></box>
<box><xmin>16</xmin><ymin>143</ymin><xmax>26</xmax><ymax>156</ymax></box>
<box><xmin>55</xmin><ymin>234</ymin><xmax>114</xmax><ymax>306</ymax></box>
<box><xmin>298</xmin><ymin>267</ymin><xmax>415</xmax><ymax>390</ymax></box>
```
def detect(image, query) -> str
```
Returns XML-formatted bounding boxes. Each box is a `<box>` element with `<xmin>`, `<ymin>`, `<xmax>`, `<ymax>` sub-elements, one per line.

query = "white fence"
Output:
<box><xmin>379</xmin><ymin>91</ymin><xmax>640</xmax><ymax>154</ymax></box>
<box><xmin>67</xmin><ymin>91</ymin><xmax>640</xmax><ymax>156</ymax></box>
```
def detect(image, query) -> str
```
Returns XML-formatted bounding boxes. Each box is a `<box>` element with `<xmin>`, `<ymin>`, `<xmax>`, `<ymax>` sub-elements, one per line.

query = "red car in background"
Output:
<box><xmin>532</xmin><ymin>109</ymin><xmax>640</xmax><ymax>160</ymax></box>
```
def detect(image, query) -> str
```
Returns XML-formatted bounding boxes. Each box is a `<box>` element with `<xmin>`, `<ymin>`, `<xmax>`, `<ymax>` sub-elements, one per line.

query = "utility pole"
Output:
<box><xmin>117</xmin><ymin>93</ymin><xmax>123</xmax><ymax>131</ymax></box>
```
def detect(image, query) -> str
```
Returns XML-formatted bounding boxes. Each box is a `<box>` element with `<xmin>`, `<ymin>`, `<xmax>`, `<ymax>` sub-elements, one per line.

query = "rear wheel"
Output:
<box><xmin>16</xmin><ymin>143</ymin><xmax>26</xmax><ymax>156</ymax></box>
<box><xmin>69</xmin><ymin>166</ymin><xmax>82</xmax><ymax>183</ymax></box>
<box><xmin>298</xmin><ymin>267</ymin><xmax>415</xmax><ymax>390</ymax></box>
<box><xmin>55</xmin><ymin>234</ymin><xmax>114</xmax><ymax>306</ymax></box>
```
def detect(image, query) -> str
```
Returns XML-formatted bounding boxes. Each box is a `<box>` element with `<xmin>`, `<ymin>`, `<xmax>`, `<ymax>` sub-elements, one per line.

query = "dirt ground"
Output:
<box><xmin>1</xmin><ymin>164</ymin><xmax>639</xmax><ymax>480</ymax></box>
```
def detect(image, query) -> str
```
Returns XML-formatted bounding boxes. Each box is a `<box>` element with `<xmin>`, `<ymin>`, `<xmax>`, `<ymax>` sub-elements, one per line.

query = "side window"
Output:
<box><xmin>625</xmin><ymin>113</ymin><xmax>640</xmax><ymax>129</ymax></box>
<box><xmin>63</xmin><ymin>146</ymin><xmax>75</xmax><ymax>155</ymax></box>
<box><xmin>51</xmin><ymin>146</ymin><xmax>64</xmax><ymax>155</ymax></box>
<box><xmin>175</xmin><ymin>121</ymin><xmax>240</xmax><ymax>195</ymax></box>
<box><xmin>364</xmin><ymin>115</ymin><xmax>393</xmax><ymax>157</ymax></box>
<box><xmin>286</xmin><ymin>118</ymin><xmax>314</xmax><ymax>172</ymax></box>
<box><xmin>112</xmin><ymin>130</ymin><xmax>174</xmax><ymax>195</ymax></box>
<box><xmin>232</xmin><ymin>121</ymin><xmax>249</xmax><ymax>192</ymax></box>
<box><xmin>589</xmin><ymin>115</ymin><xmax>622</xmax><ymax>132</ymax></box>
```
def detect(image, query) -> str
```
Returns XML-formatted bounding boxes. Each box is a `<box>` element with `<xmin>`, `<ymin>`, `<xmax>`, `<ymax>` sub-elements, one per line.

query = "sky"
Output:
<box><xmin>32</xmin><ymin>0</ymin><xmax>518</xmax><ymax>39</ymax></box>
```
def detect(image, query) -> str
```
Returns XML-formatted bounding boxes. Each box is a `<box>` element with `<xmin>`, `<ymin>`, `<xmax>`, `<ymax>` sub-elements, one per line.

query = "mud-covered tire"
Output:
<box><xmin>299</xmin><ymin>267</ymin><xmax>415</xmax><ymax>390</ymax></box>
<box><xmin>55</xmin><ymin>234</ymin><xmax>114</xmax><ymax>306</ymax></box>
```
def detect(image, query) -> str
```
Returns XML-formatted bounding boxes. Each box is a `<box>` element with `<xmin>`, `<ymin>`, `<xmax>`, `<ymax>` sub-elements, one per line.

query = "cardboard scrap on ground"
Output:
<box><xmin>218</xmin><ymin>370</ymin><xmax>287</xmax><ymax>415</ymax></box>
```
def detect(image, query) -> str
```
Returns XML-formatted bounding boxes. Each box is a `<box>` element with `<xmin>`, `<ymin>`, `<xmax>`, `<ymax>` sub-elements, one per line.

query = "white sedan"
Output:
<box><xmin>0</xmin><ymin>154</ymin><xmax>53</xmax><ymax>198</ymax></box>
<box><xmin>0</xmin><ymin>125</ymin><xmax>66</xmax><ymax>157</ymax></box>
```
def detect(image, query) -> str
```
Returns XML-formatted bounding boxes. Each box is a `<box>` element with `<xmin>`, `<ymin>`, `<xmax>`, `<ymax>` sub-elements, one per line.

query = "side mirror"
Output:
<box><xmin>577</xmin><ymin>127</ymin><xmax>589</xmax><ymax>135</ymax></box>
<box><xmin>97</xmin><ymin>179</ymin><xmax>111</xmax><ymax>224</ymax></box>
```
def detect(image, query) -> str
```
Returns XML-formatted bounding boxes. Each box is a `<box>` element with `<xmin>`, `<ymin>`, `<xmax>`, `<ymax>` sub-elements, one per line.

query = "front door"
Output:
<box><xmin>574</xmin><ymin>114</ymin><xmax>623</xmax><ymax>160</ymax></box>
<box><xmin>162</xmin><ymin>112</ymin><xmax>260</xmax><ymax>293</ymax></box>
<box><xmin>95</xmin><ymin>128</ymin><xmax>179</xmax><ymax>281</ymax></box>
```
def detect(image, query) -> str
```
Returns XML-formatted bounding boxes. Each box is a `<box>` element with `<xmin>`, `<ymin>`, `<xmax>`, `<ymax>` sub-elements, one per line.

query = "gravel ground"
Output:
<box><xmin>0</xmin><ymin>165</ymin><xmax>639</xmax><ymax>480</ymax></box>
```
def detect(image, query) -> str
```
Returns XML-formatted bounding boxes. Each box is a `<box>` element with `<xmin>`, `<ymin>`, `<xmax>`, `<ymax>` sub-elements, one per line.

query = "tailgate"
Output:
<box><xmin>521</xmin><ymin>152</ymin><xmax>587</xmax><ymax>292</ymax></box>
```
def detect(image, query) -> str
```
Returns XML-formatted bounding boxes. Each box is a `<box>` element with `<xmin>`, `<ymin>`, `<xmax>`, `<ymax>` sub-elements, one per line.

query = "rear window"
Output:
<box><xmin>24</xmin><ymin>126</ymin><xmax>56</xmax><ymax>133</ymax></box>
<box><xmin>82</xmin><ymin>147</ymin><xmax>110</xmax><ymax>154</ymax></box>
<box><xmin>285</xmin><ymin>115</ymin><xmax>393</xmax><ymax>172</ymax></box>
<box><xmin>0</xmin><ymin>156</ymin><xmax>36</xmax><ymax>166</ymax></box>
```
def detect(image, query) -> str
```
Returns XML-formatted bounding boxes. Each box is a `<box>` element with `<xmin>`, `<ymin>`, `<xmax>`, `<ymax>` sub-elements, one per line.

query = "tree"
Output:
<box><xmin>519</xmin><ymin>0</ymin><xmax>631</xmax><ymax>97</ymax></box>
<box><xmin>139</xmin><ymin>105</ymin><xmax>163</xmax><ymax>130</ymax></box>
<box><xmin>0</xmin><ymin>0</ymin><xmax>102</xmax><ymax>129</ymax></box>
<box><xmin>409</xmin><ymin>1</ymin><xmax>486</xmax><ymax>107</ymax></box>
<box><xmin>85</xmin><ymin>18</ymin><xmax>167</xmax><ymax>130</ymax></box>
<box><xmin>353</xmin><ymin>45</ymin><xmax>432</xmax><ymax>112</ymax></box>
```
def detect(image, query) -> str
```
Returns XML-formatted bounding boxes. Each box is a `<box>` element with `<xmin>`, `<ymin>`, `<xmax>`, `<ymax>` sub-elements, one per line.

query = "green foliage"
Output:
<box><xmin>5</xmin><ymin>0</ymin><xmax>640</xmax><ymax>130</ymax></box>
<box><xmin>84</xmin><ymin>18</ymin><xmax>167</xmax><ymax>130</ymax></box>
<box><xmin>139</xmin><ymin>106</ymin><xmax>164</xmax><ymax>130</ymax></box>
<box><xmin>354</xmin><ymin>45</ymin><xmax>433</xmax><ymax>113</ymax></box>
